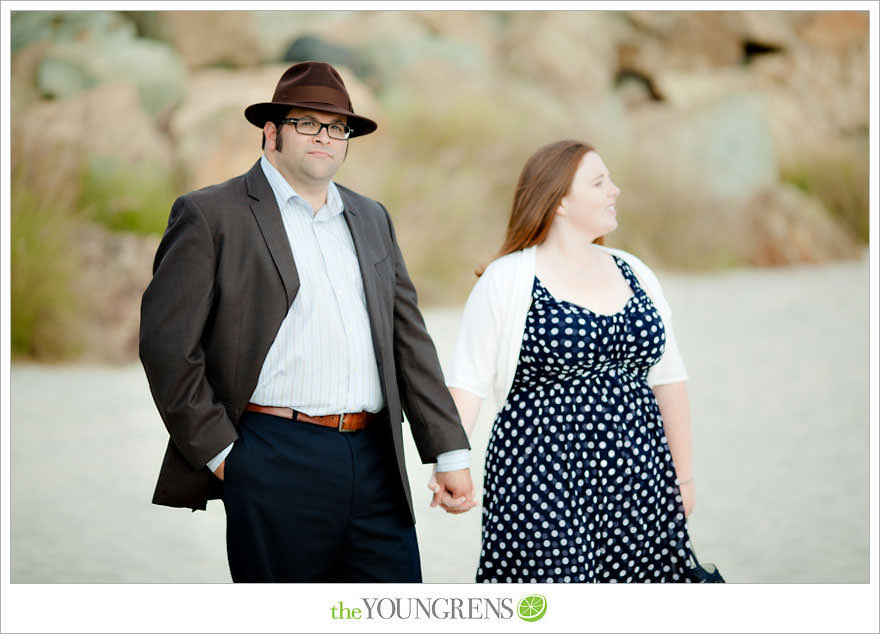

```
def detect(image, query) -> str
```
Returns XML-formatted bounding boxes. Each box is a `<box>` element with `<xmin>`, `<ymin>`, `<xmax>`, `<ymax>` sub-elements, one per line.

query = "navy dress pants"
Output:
<box><xmin>221</xmin><ymin>410</ymin><xmax>422</xmax><ymax>582</ymax></box>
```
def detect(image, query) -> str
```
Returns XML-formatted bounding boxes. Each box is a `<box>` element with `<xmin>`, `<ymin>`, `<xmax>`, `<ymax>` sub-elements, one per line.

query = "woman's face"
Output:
<box><xmin>557</xmin><ymin>151</ymin><xmax>621</xmax><ymax>240</ymax></box>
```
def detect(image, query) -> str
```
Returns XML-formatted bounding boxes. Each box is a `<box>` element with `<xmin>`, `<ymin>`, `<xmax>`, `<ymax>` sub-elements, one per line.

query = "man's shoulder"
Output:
<box><xmin>179</xmin><ymin>171</ymin><xmax>249</xmax><ymax>206</ymax></box>
<box><xmin>334</xmin><ymin>182</ymin><xmax>385</xmax><ymax>216</ymax></box>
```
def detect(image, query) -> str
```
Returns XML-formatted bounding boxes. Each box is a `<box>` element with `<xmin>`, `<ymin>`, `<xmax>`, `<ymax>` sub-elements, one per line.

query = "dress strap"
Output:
<box><xmin>531</xmin><ymin>275</ymin><xmax>550</xmax><ymax>300</ymax></box>
<box><xmin>612</xmin><ymin>255</ymin><xmax>644</xmax><ymax>297</ymax></box>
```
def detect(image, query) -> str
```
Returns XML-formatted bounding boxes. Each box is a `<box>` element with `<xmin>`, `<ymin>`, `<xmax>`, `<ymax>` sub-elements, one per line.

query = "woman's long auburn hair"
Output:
<box><xmin>477</xmin><ymin>140</ymin><xmax>601</xmax><ymax>276</ymax></box>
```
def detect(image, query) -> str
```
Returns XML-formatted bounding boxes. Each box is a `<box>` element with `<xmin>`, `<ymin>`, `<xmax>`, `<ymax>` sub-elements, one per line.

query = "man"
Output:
<box><xmin>140</xmin><ymin>61</ymin><xmax>475</xmax><ymax>583</ymax></box>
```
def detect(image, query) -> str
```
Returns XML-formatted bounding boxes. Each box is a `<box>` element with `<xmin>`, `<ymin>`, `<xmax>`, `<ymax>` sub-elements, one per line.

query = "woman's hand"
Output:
<box><xmin>427</xmin><ymin>466</ymin><xmax>439</xmax><ymax>497</ymax></box>
<box><xmin>428</xmin><ymin>465</ymin><xmax>477</xmax><ymax>513</ymax></box>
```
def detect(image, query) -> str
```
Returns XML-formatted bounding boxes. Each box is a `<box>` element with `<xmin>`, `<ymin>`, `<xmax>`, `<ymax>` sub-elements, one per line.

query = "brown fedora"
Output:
<box><xmin>244</xmin><ymin>61</ymin><xmax>377</xmax><ymax>137</ymax></box>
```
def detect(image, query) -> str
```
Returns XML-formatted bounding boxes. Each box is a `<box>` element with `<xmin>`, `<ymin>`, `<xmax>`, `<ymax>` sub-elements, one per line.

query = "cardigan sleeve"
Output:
<box><xmin>616</xmin><ymin>250</ymin><xmax>689</xmax><ymax>387</ymax></box>
<box><xmin>648</xmin><ymin>311</ymin><xmax>689</xmax><ymax>386</ymax></box>
<box><xmin>446</xmin><ymin>264</ymin><xmax>503</xmax><ymax>399</ymax></box>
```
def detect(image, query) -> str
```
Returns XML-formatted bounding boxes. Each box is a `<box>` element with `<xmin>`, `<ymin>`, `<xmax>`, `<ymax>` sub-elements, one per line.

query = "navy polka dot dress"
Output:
<box><xmin>476</xmin><ymin>256</ymin><xmax>693</xmax><ymax>583</ymax></box>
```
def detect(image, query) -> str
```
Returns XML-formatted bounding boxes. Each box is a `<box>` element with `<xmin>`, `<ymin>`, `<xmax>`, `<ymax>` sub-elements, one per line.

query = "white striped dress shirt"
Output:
<box><xmin>250</xmin><ymin>156</ymin><xmax>383</xmax><ymax>414</ymax></box>
<box><xmin>208</xmin><ymin>156</ymin><xmax>468</xmax><ymax>472</ymax></box>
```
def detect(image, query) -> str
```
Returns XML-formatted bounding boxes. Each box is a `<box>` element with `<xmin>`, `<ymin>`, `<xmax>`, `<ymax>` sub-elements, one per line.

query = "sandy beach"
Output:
<box><xmin>8</xmin><ymin>251</ymin><xmax>871</xmax><ymax>584</ymax></box>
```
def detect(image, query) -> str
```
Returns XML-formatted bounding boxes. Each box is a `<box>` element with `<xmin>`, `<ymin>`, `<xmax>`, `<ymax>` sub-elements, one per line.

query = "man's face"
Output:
<box><xmin>264</xmin><ymin>107</ymin><xmax>348</xmax><ymax>190</ymax></box>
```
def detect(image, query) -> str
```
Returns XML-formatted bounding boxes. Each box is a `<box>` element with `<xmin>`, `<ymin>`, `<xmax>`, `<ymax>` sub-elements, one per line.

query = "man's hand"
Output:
<box><xmin>213</xmin><ymin>460</ymin><xmax>225</xmax><ymax>481</ymax></box>
<box><xmin>428</xmin><ymin>468</ymin><xmax>477</xmax><ymax>514</ymax></box>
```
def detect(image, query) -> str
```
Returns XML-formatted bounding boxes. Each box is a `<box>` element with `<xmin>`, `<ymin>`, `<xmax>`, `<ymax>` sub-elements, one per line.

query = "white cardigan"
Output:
<box><xmin>445</xmin><ymin>245</ymin><xmax>688</xmax><ymax>417</ymax></box>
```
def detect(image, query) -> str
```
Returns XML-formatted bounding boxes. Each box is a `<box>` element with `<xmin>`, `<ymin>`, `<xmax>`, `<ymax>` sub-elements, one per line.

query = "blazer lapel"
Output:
<box><xmin>339</xmin><ymin>188</ymin><xmax>391</xmax><ymax>333</ymax></box>
<box><xmin>245</xmin><ymin>161</ymin><xmax>300</xmax><ymax>308</ymax></box>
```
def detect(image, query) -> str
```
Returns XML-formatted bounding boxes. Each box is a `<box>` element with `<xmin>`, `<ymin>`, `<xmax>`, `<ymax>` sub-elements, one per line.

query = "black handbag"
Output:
<box><xmin>685</xmin><ymin>547</ymin><xmax>725</xmax><ymax>583</ymax></box>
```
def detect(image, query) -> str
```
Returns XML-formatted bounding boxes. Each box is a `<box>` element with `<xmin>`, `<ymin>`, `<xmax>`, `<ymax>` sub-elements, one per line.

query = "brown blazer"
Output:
<box><xmin>139</xmin><ymin>160</ymin><xmax>469</xmax><ymax>522</ymax></box>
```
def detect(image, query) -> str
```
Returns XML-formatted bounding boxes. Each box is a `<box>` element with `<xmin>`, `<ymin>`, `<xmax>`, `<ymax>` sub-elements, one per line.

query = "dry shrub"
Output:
<box><xmin>10</xmin><ymin>130</ymin><xmax>173</xmax><ymax>362</ymax></box>
<box><xmin>609</xmin><ymin>136</ymin><xmax>867</xmax><ymax>271</ymax></box>
<box><xmin>780</xmin><ymin>136</ymin><xmax>869</xmax><ymax>243</ymax></box>
<box><xmin>79</xmin><ymin>156</ymin><xmax>177</xmax><ymax>235</ymax></box>
<box><xmin>10</xmin><ymin>134</ymin><xmax>85</xmax><ymax>359</ymax></box>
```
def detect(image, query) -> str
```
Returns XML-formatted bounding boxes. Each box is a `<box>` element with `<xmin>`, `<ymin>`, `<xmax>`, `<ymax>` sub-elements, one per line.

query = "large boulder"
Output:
<box><xmin>11</xmin><ymin>10</ymin><xmax>134</xmax><ymax>52</ymax></box>
<box><xmin>250</xmin><ymin>10</ymin><xmax>359</xmax><ymax>64</ymax></box>
<box><xmin>151</xmin><ymin>11</ymin><xmax>262</xmax><ymax>69</ymax></box>
<box><xmin>796</xmin><ymin>11</ymin><xmax>869</xmax><ymax>55</ymax></box>
<box><xmin>609</xmin><ymin>177</ymin><xmax>861</xmax><ymax>272</ymax></box>
<box><xmin>627</xmin><ymin>93</ymin><xmax>779</xmax><ymax>204</ymax></box>
<box><xmin>10</xmin><ymin>41</ymin><xmax>49</xmax><ymax>109</ymax></box>
<box><xmin>619</xmin><ymin>10</ymin><xmax>868</xmax><ymax>172</ymax></box>
<box><xmin>169</xmin><ymin>65</ymin><xmax>285</xmax><ymax>192</ymax></box>
<box><xmin>14</xmin><ymin>81</ymin><xmax>174</xmax><ymax>167</ymax></box>
<box><xmin>736</xmin><ymin>10</ymin><xmax>808</xmax><ymax>50</ymax></box>
<box><xmin>13</xmin><ymin>81</ymin><xmax>178</xmax><ymax>239</ymax></box>
<box><xmin>756</xmin><ymin>52</ymin><xmax>868</xmax><ymax>168</ymax></box>
<box><xmin>650</xmin><ymin>44</ymin><xmax>867</xmax><ymax>171</ymax></box>
<box><xmin>498</xmin><ymin>11</ymin><xmax>625</xmax><ymax>103</ymax></box>
<box><xmin>744</xmin><ymin>183</ymin><xmax>861</xmax><ymax>265</ymax></box>
<box><xmin>283</xmin><ymin>34</ymin><xmax>366</xmax><ymax>75</ymax></box>
<box><xmin>36</xmin><ymin>32</ymin><xmax>187</xmax><ymax>116</ymax></box>
<box><xmin>269</xmin><ymin>11</ymin><xmax>496</xmax><ymax>92</ymax></box>
<box><xmin>621</xmin><ymin>11</ymin><xmax>745</xmax><ymax>75</ymax></box>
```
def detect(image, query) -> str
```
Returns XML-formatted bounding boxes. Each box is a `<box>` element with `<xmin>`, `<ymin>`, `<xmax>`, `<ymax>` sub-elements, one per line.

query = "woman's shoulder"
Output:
<box><xmin>463</xmin><ymin>247</ymin><xmax>537</xmax><ymax>308</ymax></box>
<box><xmin>594</xmin><ymin>243</ymin><xmax>647</xmax><ymax>269</ymax></box>
<box><xmin>476</xmin><ymin>246</ymin><xmax>535</xmax><ymax>284</ymax></box>
<box><xmin>482</xmin><ymin>246</ymin><xmax>536</xmax><ymax>275</ymax></box>
<box><xmin>594</xmin><ymin>244</ymin><xmax>665</xmax><ymax>294</ymax></box>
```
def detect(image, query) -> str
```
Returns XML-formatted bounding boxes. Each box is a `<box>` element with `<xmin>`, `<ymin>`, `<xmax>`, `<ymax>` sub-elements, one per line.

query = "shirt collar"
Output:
<box><xmin>260</xmin><ymin>154</ymin><xmax>343</xmax><ymax>219</ymax></box>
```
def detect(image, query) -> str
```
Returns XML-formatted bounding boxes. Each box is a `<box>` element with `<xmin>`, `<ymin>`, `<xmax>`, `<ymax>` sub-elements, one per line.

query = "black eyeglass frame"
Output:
<box><xmin>278</xmin><ymin>117</ymin><xmax>353</xmax><ymax>140</ymax></box>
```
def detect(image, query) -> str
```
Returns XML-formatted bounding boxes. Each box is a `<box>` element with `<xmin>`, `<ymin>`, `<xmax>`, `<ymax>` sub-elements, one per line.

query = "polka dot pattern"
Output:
<box><xmin>476</xmin><ymin>256</ymin><xmax>693</xmax><ymax>583</ymax></box>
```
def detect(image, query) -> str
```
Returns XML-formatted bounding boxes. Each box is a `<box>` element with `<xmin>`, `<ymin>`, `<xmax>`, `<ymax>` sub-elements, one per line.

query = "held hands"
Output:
<box><xmin>428</xmin><ymin>467</ymin><xmax>477</xmax><ymax>514</ymax></box>
<box><xmin>214</xmin><ymin>456</ymin><xmax>478</xmax><ymax>513</ymax></box>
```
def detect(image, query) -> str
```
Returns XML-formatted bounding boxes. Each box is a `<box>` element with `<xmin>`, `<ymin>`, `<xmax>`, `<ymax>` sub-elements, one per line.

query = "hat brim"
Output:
<box><xmin>244</xmin><ymin>101</ymin><xmax>377</xmax><ymax>137</ymax></box>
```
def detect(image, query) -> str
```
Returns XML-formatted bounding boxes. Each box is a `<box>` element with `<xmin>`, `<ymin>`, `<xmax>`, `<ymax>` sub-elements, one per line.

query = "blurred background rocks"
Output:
<box><xmin>9</xmin><ymin>9</ymin><xmax>870</xmax><ymax>362</ymax></box>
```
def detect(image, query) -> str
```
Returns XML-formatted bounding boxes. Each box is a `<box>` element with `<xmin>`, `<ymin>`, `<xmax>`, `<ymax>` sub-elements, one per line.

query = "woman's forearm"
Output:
<box><xmin>449</xmin><ymin>386</ymin><xmax>484</xmax><ymax>439</ymax></box>
<box><xmin>652</xmin><ymin>381</ymin><xmax>693</xmax><ymax>481</ymax></box>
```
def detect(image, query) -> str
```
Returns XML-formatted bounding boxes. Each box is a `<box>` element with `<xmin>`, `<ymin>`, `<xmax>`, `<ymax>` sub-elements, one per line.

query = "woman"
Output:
<box><xmin>439</xmin><ymin>140</ymin><xmax>696</xmax><ymax>582</ymax></box>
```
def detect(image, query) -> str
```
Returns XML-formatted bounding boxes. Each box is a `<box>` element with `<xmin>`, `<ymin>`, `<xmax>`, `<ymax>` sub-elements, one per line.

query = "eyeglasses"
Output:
<box><xmin>279</xmin><ymin>117</ymin><xmax>352</xmax><ymax>140</ymax></box>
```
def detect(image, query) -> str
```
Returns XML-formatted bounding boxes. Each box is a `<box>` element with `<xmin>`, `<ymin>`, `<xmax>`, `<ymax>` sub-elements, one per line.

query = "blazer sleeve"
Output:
<box><xmin>139</xmin><ymin>195</ymin><xmax>238</xmax><ymax>470</ymax></box>
<box><xmin>381</xmin><ymin>205</ymin><xmax>470</xmax><ymax>460</ymax></box>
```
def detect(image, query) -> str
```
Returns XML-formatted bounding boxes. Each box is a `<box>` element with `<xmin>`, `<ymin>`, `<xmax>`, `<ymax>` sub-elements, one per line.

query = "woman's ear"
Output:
<box><xmin>555</xmin><ymin>195</ymin><xmax>569</xmax><ymax>218</ymax></box>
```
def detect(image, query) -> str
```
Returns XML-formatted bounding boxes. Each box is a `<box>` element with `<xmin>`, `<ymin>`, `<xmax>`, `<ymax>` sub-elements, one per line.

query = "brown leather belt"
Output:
<box><xmin>245</xmin><ymin>403</ymin><xmax>375</xmax><ymax>432</ymax></box>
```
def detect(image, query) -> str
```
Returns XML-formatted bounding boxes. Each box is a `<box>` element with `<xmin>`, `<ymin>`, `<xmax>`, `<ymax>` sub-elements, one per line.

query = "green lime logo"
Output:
<box><xmin>517</xmin><ymin>594</ymin><xmax>547</xmax><ymax>622</ymax></box>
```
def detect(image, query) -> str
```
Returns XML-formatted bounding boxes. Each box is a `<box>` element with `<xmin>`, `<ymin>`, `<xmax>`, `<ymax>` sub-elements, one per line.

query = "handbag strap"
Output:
<box><xmin>686</xmin><ymin>545</ymin><xmax>724</xmax><ymax>582</ymax></box>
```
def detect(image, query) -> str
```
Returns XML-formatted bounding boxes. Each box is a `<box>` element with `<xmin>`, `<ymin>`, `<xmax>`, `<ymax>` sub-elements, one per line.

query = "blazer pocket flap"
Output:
<box><xmin>374</xmin><ymin>253</ymin><xmax>393</xmax><ymax>279</ymax></box>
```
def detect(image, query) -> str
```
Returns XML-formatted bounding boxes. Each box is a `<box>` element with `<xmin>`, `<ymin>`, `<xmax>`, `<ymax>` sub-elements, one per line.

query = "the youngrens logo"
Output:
<box><xmin>329</xmin><ymin>595</ymin><xmax>546</xmax><ymax>621</ymax></box>
<box><xmin>517</xmin><ymin>595</ymin><xmax>547</xmax><ymax>622</ymax></box>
